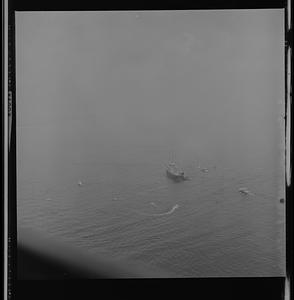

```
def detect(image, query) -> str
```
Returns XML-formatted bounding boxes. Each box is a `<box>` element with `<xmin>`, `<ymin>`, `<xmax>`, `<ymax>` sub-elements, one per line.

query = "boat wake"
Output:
<box><xmin>134</xmin><ymin>204</ymin><xmax>179</xmax><ymax>217</ymax></box>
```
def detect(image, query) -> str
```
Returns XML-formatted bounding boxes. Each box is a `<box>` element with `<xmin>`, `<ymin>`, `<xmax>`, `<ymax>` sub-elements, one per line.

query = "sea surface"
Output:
<box><xmin>17</xmin><ymin>122</ymin><xmax>285</xmax><ymax>278</ymax></box>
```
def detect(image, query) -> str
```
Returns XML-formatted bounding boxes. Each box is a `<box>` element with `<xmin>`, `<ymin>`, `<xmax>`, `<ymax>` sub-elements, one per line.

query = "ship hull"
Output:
<box><xmin>166</xmin><ymin>170</ymin><xmax>187</xmax><ymax>182</ymax></box>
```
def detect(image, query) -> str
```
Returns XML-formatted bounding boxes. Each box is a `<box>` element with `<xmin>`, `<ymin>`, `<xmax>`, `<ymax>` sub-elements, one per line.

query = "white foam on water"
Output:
<box><xmin>135</xmin><ymin>204</ymin><xmax>179</xmax><ymax>217</ymax></box>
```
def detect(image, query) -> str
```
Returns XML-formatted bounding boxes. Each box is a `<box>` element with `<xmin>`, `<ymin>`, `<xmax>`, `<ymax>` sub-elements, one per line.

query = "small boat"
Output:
<box><xmin>238</xmin><ymin>188</ymin><xmax>250</xmax><ymax>195</ymax></box>
<box><xmin>166</xmin><ymin>163</ymin><xmax>188</xmax><ymax>182</ymax></box>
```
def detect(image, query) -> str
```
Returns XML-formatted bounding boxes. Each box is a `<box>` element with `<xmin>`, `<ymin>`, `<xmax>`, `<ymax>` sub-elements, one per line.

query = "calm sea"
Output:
<box><xmin>16</xmin><ymin>121</ymin><xmax>285</xmax><ymax>278</ymax></box>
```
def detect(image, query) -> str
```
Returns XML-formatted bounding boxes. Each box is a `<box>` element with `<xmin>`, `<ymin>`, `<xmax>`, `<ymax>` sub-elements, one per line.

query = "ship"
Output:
<box><xmin>166</xmin><ymin>163</ymin><xmax>188</xmax><ymax>182</ymax></box>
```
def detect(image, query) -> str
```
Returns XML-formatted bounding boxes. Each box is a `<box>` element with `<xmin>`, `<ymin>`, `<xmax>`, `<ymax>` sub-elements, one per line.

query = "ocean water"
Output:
<box><xmin>16</xmin><ymin>10</ymin><xmax>285</xmax><ymax>277</ymax></box>
<box><xmin>17</xmin><ymin>122</ymin><xmax>285</xmax><ymax>278</ymax></box>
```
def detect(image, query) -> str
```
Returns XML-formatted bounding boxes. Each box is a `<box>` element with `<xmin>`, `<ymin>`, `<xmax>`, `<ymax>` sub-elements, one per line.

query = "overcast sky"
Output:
<box><xmin>16</xmin><ymin>10</ymin><xmax>284</xmax><ymax>165</ymax></box>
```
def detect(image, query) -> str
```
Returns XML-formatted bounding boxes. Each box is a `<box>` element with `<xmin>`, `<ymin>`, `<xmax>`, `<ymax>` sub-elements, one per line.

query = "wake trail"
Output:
<box><xmin>133</xmin><ymin>204</ymin><xmax>180</xmax><ymax>217</ymax></box>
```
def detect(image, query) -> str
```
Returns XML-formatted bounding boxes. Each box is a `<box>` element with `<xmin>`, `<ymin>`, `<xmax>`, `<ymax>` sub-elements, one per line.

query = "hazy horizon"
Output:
<box><xmin>17</xmin><ymin>10</ymin><xmax>284</xmax><ymax>163</ymax></box>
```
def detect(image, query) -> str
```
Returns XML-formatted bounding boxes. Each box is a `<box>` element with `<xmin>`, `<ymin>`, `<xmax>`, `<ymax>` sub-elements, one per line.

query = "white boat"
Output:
<box><xmin>238</xmin><ymin>188</ymin><xmax>250</xmax><ymax>195</ymax></box>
